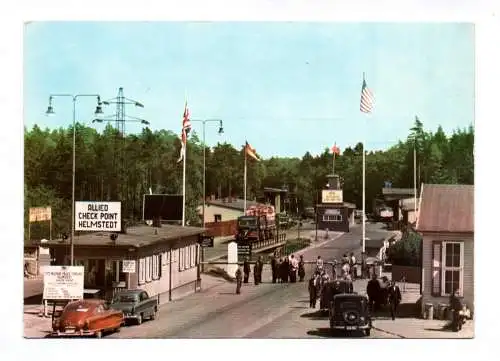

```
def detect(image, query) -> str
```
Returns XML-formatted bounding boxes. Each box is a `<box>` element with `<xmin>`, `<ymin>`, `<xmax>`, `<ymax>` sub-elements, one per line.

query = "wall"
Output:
<box><xmin>202</xmin><ymin>204</ymin><xmax>243</xmax><ymax>224</ymax></box>
<box><xmin>205</xmin><ymin>220</ymin><xmax>237</xmax><ymax>237</ymax></box>
<box><xmin>135</xmin><ymin>235</ymin><xmax>200</xmax><ymax>305</ymax></box>
<box><xmin>392</xmin><ymin>265</ymin><xmax>421</xmax><ymax>283</ymax></box>
<box><xmin>317</xmin><ymin>206</ymin><xmax>349</xmax><ymax>232</ymax></box>
<box><xmin>420</xmin><ymin>232</ymin><xmax>474</xmax><ymax>317</ymax></box>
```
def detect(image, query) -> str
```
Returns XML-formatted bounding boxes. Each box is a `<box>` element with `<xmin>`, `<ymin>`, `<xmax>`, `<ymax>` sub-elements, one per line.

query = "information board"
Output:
<box><xmin>321</xmin><ymin>190</ymin><xmax>343</xmax><ymax>204</ymax></box>
<box><xmin>75</xmin><ymin>201</ymin><xmax>121</xmax><ymax>232</ymax></box>
<box><xmin>122</xmin><ymin>260</ymin><xmax>136</xmax><ymax>273</ymax></box>
<box><xmin>42</xmin><ymin>266</ymin><xmax>84</xmax><ymax>300</ymax></box>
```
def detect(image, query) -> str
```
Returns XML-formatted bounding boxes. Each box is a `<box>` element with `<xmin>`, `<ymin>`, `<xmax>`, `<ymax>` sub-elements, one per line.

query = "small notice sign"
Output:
<box><xmin>42</xmin><ymin>266</ymin><xmax>84</xmax><ymax>300</ymax></box>
<box><xmin>75</xmin><ymin>201</ymin><xmax>121</xmax><ymax>232</ymax></box>
<box><xmin>122</xmin><ymin>260</ymin><xmax>136</xmax><ymax>273</ymax></box>
<box><xmin>29</xmin><ymin>207</ymin><xmax>52</xmax><ymax>223</ymax></box>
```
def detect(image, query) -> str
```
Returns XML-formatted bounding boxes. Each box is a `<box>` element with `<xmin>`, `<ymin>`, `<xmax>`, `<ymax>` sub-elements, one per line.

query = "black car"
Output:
<box><xmin>329</xmin><ymin>294</ymin><xmax>372</xmax><ymax>336</ymax></box>
<box><xmin>320</xmin><ymin>279</ymin><xmax>354</xmax><ymax>310</ymax></box>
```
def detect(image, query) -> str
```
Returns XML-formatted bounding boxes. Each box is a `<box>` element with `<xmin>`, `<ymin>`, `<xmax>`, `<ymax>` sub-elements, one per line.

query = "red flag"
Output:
<box><xmin>331</xmin><ymin>144</ymin><xmax>340</xmax><ymax>155</ymax></box>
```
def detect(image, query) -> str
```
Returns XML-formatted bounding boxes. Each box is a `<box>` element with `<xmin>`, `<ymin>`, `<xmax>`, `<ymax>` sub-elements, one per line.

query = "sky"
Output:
<box><xmin>24</xmin><ymin>22</ymin><xmax>474</xmax><ymax>158</ymax></box>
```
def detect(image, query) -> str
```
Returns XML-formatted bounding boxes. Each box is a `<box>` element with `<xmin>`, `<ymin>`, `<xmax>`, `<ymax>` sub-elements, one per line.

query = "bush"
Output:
<box><xmin>386</xmin><ymin>231</ymin><xmax>422</xmax><ymax>267</ymax></box>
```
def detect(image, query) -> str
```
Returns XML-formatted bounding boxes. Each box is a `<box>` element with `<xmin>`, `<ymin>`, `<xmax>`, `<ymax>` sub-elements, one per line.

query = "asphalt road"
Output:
<box><xmin>111</xmin><ymin>222</ymin><xmax>396</xmax><ymax>339</ymax></box>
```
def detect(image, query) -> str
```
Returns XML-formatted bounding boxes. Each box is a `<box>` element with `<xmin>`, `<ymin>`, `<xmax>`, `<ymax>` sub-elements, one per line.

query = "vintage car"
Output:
<box><xmin>110</xmin><ymin>289</ymin><xmax>158</xmax><ymax>325</ymax></box>
<box><xmin>51</xmin><ymin>299</ymin><xmax>124</xmax><ymax>338</ymax></box>
<box><xmin>319</xmin><ymin>279</ymin><xmax>354</xmax><ymax>310</ymax></box>
<box><xmin>329</xmin><ymin>293</ymin><xmax>372</xmax><ymax>336</ymax></box>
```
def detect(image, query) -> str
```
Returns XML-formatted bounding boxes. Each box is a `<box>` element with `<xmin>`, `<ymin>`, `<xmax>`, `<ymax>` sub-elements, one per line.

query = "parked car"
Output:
<box><xmin>110</xmin><ymin>289</ymin><xmax>158</xmax><ymax>325</ymax></box>
<box><xmin>319</xmin><ymin>279</ymin><xmax>354</xmax><ymax>310</ymax></box>
<box><xmin>51</xmin><ymin>299</ymin><xmax>123</xmax><ymax>338</ymax></box>
<box><xmin>329</xmin><ymin>294</ymin><xmax>372</xmax><ymax>336</ymax></box>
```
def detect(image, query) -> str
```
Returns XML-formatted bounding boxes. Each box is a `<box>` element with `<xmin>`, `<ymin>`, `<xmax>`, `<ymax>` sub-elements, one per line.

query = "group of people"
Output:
<box><xmin>234</xmin><ymin>253</ymin><xmax>309</xmax><ymax>294</ymax></box>
<box><xmin>366</xmin><ymin>274</ymin><xmax>402</xmax><ymax>320</ymax></box>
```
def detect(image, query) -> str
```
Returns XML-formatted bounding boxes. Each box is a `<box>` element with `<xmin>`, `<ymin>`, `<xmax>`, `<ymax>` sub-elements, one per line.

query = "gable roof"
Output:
<box><xmin>206</xmin><ymin>198</ymin><xmax>260</xmax><ymax>211</ymax></box>
<box><xmin>416</xmin><ymin>184</ymin><xmax>474</xmax><ymax>233</ymax></box>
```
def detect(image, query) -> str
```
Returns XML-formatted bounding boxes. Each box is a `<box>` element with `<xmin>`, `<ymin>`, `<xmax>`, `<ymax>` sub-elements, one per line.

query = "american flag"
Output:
<box><xmin>177</xmin><ymin>101</ymin><xmax>192</xmax><ymax>163</ymax></box>
<box><xmin>245</xmin><ymin>141</ymin><xmax>260</xmax><ymax>161</ymax></box>
<box><xmin>360</xmin><ymin>77</ymin><xmax>374</xmax><ymax>113</ymax></box>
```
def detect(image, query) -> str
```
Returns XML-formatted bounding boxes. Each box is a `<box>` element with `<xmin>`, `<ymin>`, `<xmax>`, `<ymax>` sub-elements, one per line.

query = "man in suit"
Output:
<box><xmin>388</xmin><ymin>280</ymin><xmax>402</xmax><ymax>320</ymax></box>
<box><xmin>270</xmin><ymin>253</ymin><xmax>278</xmax><ymax>283</ymax></box>
<box><xmin>243</xmin><ymin>257</ymin><xmax>251</xmax><ymax>283</ymax></box>
<box><xmin>366</xmin><ymin>273</ymin><xmax>381</xmax><ymax>313</ymax></box>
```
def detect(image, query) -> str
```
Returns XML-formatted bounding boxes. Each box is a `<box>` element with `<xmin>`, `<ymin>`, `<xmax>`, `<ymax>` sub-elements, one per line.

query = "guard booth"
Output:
<box><xmin>316</xmin><ymin>174</ymin><xmax>351</xmax><ymax>233</ymax></box>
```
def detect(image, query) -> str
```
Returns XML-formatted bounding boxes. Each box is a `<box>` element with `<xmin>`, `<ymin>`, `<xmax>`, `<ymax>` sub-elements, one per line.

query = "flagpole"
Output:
<box><xmin>332</xmin><ymin>150</ymin><xmax>336</xmax><ymax>176</ymax></box>
<box><xmin>362</xmin><ymin>73</ymin><xmax>366</xmax><ymax>259</ymax></box>
<box><xmin>182</xmin><ymin>140</ymin><xmax>187</xmax><ymax>227</ymax></box>
<box><xmin>413</xmin><ymin>143</ymin><xmax>417</xmax><ymax>214</ymax></box>
<box><xmin>244</xmin><ymin>144</ymin><xmax>247</xmax><ymax>212</ymax></box>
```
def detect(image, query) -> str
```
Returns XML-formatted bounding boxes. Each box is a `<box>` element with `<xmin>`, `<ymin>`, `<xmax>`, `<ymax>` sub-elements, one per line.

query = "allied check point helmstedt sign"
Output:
<box><xmin>75</xmin><ymin>201</ymin><xmax>122</xmax><ymax>232</ymax></box>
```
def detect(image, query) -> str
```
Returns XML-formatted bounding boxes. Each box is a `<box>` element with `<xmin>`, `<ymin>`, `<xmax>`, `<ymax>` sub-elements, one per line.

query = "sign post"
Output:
<box><xmin>122</xmin><ymin>260</ymin><xmax>136</xmax><ymax>290</ymax></box>
<box><xmin>42</xmin><ymin>266</ymin><xmax>84</xmax><ymax>301</ymax></box>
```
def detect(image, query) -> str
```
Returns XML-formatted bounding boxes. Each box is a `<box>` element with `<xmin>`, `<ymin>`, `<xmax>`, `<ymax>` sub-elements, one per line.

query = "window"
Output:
<box><xmin>323</xmin><ymin>214</ymin><xmax>342</xmax><ymax>222</ymax></box>
<box><xmin>432</xmin><ymin>241</ymin><xmax>464</xmax><ymax>297</ymax></box>
<box><xmin>185</xmin><ymin>246</ymin><xmax>190</xmax><ymax>269</ymax></box>
<box><xmin>179</xmin><ymin>248</ymin><xmax>184</xmax><ymax>271</ymax></box>
<box><xmin>152</xmin><ymin>254</ymin><xmax>162</xmax><ymax>280</ymax></box>
<box><xmin>145</xmin><ymin>256</ymin><xmax>152</xmax><ymax>282</ymax></box>
<box><xmin>162</xmin><ymin>251</ymin><xmax>170</xmax><ymax>265</ymax></box>
<box><xmin>138</xmin><ymin>258</ymin><xmax>146</xmax><ymax>285</ymax></box>
<box><xmin>214</xmin><ymin>214</ymin><xmax>222</xmax><ymax>222</ymax></box>
<box><xmin>190</xmin><ymin>245</ymin><xmax>197</xmax><ymax>267</ymax></box>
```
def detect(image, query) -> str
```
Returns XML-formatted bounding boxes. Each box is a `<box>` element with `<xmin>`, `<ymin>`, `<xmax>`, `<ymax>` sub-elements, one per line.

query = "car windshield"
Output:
<box><xmin>114</xmin><ymin>294</ymin><xmax>137</xmax><ymax>303</ymax></box>
<box><xmin>238</xmin><ymin>218</ymin><xmax>256</xmax><ymax>227</ymax></box>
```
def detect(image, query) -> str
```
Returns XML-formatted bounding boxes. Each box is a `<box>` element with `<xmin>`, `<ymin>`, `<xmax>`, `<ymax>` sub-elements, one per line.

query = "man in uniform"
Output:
<box><xmin>235</xmin><ymin>267</ymin><xmax>243</xmax><ymax>294</ymax></box>
<box><xmin>298</xmin><ymin>255</ymin><xmax>306</xmax><ymax>282</ymax></box>
<box><xmin>243</xmin><ymin>257</ymin><xmax>251</xmax><ymax>283</ymax></box>
<box><xmin>308</xmin><ymin>275</ymin><xmax>318</xmax><ymax>308</ymax></box>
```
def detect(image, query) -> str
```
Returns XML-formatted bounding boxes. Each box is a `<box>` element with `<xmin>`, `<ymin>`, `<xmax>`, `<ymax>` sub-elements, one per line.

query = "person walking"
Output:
<box><xmin>349</xmin><ymin>252</ymin><xmax>357</xmax><ymax>280</ymax></box>
<box><xmin>243</xmin><ymin>257</ymin><xmax>251</xmax><ymax>284</ymax></box>
<box><xmin>235</xmin><ymin>267</ymin><xmax>243</xmax><ymax>294</ymax></box>
<box><xmin>277</xmin><ymin>258</ymin><xmax>283</xmax><ymax>283</ymax></box>
<box><xmin>387</xmin><ymin>280</ymin><xmax>402</xmax><ymax>320</ymax></box>
<box><xmin>308</xmin><ymin>275</ymin><xmax>318</xmax><ymax>308</ymax></box>
<box><xmin>253</xmin><ymin>258</ymin><xmax>262</xmax><ymax>285</ymax></box>
<box><xmin>366</xmin><ymin>273</ymin><xmax>381</xmax><ymax>313</ymax></box>
<box><xmin>289</xmin><ymin>254</ymin><xmax>298</xmax><ymax>283</ymax></box>
<box><xmin>298</xmin><ymin>255</ymin><xmax>306</xmax><ymax>282</ymax></box>
<box><xmin>281</xmin><ymin>257</ymin><xmax>289</xmax><ymax>283</ymax></box>
<box><xmin>257</xmin><ymin>256</ymin><xmax>264</xmax><ymax>284</ymax></box>
<box><xmin>270</xmin><ymin>253</ymin><xmax>278</xmax><ymax>283</ymax></box>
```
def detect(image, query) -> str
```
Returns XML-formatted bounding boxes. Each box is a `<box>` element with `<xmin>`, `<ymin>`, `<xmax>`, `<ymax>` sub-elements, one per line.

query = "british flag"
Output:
<box><xmin>177</xmin><ymin>101</ymin><xmax>192</xmax><ymax>163</ymax></box>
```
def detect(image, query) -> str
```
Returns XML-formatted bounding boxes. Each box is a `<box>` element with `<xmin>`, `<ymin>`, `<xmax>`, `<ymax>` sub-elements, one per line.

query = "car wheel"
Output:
<box><xmin>137</xmin><ymin>314</ymin><xmax>143</xmax><ymax>325</ymax></box>
<box><xmin>95</xmin><ymin>330</ymin><xmax>103</xmax><ymax>338</ymax></box>
<box><xmin>365</xmin><ymin>328</ymin><xmax>371</xmax><ymax>336</ymax></box>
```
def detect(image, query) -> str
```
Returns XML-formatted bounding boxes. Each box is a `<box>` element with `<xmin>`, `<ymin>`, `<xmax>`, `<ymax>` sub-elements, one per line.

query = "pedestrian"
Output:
<box><xmin>449</xmin><ymin>288</ymin><xmax>463</xmax><ymax>331</ymax></box>
<box><xmin>257</xmin><ymin>256</ymin><xmax>264</xmax><ymax>284</ymax></box>
<box><xmin>316</xmin><ymin>256</ymin><xmax>324</xmax><ymax>274</ymax></box>
<box><xmin>308</xmin><ymin>275</ymin><xmax>318</xmax><ymax>308</ymax></box>
<box><xmin>366</xmin><ymin>273</ymin><xmax>381</xmax><ymax>313</ymax></box>
<box><xmin>277</xmin><ymin>258</ymin><xmax>283</xmax><ymax>283</ymax></box>
<box><xmin>254</xmin><ymin>257</ymin><xmax>262</xmax><ymax>285</ymax></box>
<box><xmin>271</xmin><ymin>253</ymin><xmax>278</xmax><ymax>283</ymax></box>
<box><xmin>235</xmin><ymin>267</ymin><xmax>243</xmax><ymax>294</ymax></box>
<box><xmin>289</xmin><ymin>254</ymin><xmax>298</xmax><ymax>283</ymax></box>
<box><xmin>298</xmin><ymin>255</ymin><xmax>305</xmax><ymax>282</ymax></box>
<box><xmin>387</xmin><ymin>280</ymin><xmax>402</xmax><ymax>320</ymax></box>
<box><xmin>349</xmin><ymin>252</ymin><xmax>357</xmax><ymax>280</ymax></box>
<box><xmin>243</xmin><ymin>257</ymin><xmax>250</xmax><ymax>284</ymax></box>
<box><xmin>281</xmin><ymin>257</ymin><xmax>289</xmax><ymax>283</ymax></box>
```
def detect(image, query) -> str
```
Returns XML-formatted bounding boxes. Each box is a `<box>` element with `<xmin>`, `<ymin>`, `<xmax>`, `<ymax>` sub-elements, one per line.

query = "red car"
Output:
<box><xmin>52</xmin><ymin>299</ymin><xmax>124</xmax><ymax>338</ymax></box>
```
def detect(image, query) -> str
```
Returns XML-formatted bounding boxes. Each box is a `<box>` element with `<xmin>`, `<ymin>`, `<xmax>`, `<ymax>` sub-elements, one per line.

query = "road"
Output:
<box><xmin>111</xmin><ymin>222</ymin><xmax>397</xmax><ymax>338</ymax></box>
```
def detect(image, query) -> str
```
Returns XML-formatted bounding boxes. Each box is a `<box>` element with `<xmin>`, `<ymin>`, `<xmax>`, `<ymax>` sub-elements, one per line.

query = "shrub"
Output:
<box><xmin>386</xmin><ymin>231</ymin><xmax>422</xmax><ymax>267</ymax></box>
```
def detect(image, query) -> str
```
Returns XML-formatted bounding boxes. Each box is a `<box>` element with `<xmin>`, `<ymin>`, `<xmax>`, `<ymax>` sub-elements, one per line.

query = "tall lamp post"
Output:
<box><xmin>45</xmin><ymin>94</ymin><xmax>106</xmax><ymax>266</ymax></box>
<box><xmin>190</xmin><ymin>119</ymin><xmax>224</xmax><ymax>228</ymax></box>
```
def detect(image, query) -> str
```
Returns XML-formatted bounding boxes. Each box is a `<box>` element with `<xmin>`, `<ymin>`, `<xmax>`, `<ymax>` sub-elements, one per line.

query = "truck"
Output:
<box><xmin>235</xmin><ymin>205</ymin><xmax>276</xmax><ymax>242</ymax></box>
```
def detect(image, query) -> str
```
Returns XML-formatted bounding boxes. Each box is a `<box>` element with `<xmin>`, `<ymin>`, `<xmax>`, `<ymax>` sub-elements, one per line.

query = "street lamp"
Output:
<box><xmin>93</xmin><ymin>117</ymin><xmax>150</xmax><ymax>126</ymax></box>
<box><xmin>190</xmin><ymin>119</ymin><xmax>224</xmax><ymax>228</ymax></box>
<box><xmin>45</xmin><ymin>94</ymin><xmax>106</xmax><ymax>266</ymax></box>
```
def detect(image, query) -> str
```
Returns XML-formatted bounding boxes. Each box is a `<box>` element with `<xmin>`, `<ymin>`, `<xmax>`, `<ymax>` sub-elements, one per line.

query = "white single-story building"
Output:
<box><xmin>417</xmin><ymin>184</ymin><xmax>474</xmax><ymax>317</ymax></box>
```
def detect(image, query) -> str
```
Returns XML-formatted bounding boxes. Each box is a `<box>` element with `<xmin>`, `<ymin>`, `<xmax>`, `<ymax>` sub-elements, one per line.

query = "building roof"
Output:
<box><xmin>416</xmin><ymin>184</ymin><xmax>474</xmax><ymax>233</ymax></box>
<box><xmin>40</xmin><ymin>225</ymin><xmax>205</xmax><ymax>248</ymax></box>
<box><xmin>263</xmin><ymin>187</ymin><xmax>288</xmax><ymax>193</ymax></box>
<box><xmin>206</xmin><ymin>198</ymin><xmax>261</xmax><ymax>211</ymax></box>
